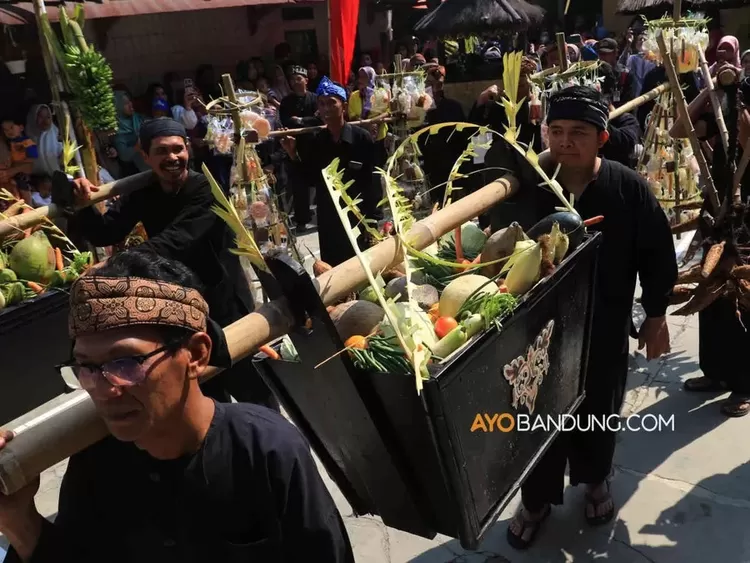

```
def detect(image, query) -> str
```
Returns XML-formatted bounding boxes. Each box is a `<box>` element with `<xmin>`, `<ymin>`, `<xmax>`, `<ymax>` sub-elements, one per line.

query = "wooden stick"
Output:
<box><xmin>697</xmin><ymin>50</ymin><xmax>730</xmax><ymax>155</ymax></box>
<box><xmin>221</xmin><ymin>73</ymin><xmax>249</xmax><ymax>186</ymax></box>
<box><xmin>609</xmin><ymin>82</ymin><xmax>670</xmax><ymax>119</ymax></box>
<box><xmin>637</xmin><ymin>99</ymin><xmax>664</xmax><ymax>172</ymax></box>
<box><xmin>733</xmin><ymin>149</ymin><xmax>750</xmax><ymax>204</ymax></box>
<box><xmin>657</xmin><ymin>32</ymin><xmax>720</xmax><ymax>215</ymax></box>
<box><xmin>556</xmin><ymin>32</ymin><xmax>569</xmax><ymax>72</ymax></box>
<box><xmin>0</xmin><ymin>171</ymin><xmax>152</xmax><ymax>240</ymax></box>
<box><xmin>267</xmin><ymin>115</ymin><xmax>403</xmax><ymax>139</ymax></box>
<box><xmin>0</xmin><ymin>174</ymin><xmax>519</xmax><ymax>495</ymax></box>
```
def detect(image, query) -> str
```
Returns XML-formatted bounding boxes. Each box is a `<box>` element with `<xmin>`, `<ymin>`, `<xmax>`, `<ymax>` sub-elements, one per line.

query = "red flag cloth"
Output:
<box><xmin>328</xmin><ymin>0</ymin><xmax>359</xmax><ymax>85</ymax></box>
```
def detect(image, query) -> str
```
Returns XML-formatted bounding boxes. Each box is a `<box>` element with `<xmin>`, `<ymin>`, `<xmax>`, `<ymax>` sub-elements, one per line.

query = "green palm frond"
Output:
<box><xmin>326</xmin><ymin>159</ymin><xmax>384</xmax><ymax>242</ymax></box>
<box><xmin>203</xmin><ymin>163</ymin><xmax>268</xmax><ymax>273</ymax></box>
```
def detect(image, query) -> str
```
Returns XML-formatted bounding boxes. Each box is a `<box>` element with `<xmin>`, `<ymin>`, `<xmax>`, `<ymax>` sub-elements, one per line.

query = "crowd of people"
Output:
<box><xmin>0</xmin><ymin>19</ymin><xmax>749</xmax><ymax>562</ymax></box>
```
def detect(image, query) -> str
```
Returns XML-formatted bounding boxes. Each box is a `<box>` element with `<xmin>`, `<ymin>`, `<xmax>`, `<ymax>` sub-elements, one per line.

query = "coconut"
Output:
<box><xmin>9</xmin><ymin>231</ymin><xmax>55</xmax><ymax>283</ymax></box>
<box><xmin>329</xmin><ymin>300</ymin><xmax>385</xmax><ymax>341</ymax></box>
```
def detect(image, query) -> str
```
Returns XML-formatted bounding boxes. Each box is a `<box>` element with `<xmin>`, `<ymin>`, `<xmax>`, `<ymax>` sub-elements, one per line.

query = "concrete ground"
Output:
<box><xmin>3</xmin><ymin>229</ymin><xmax>750</xmax><ymax>562</ymax></box>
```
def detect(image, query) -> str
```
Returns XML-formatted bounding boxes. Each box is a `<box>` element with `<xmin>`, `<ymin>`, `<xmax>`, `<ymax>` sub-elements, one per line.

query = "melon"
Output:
<box><xmin>439</xmin><ymin>274</ymin><xmax>499</xmax><ymax>318</ymax></box>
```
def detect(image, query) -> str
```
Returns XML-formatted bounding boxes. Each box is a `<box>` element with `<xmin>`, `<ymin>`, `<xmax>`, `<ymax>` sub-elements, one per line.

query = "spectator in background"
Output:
<box><xmin>625</xmin><ymin>31</ymin><xmax>656</xmax><ymax>97</ymax></box>
<box><xmin>742</xmin><ymin>49</ymin><xmax>750</xmax><ymax>79</ymax></box>
<box><xmin>360</xmin><ymin>52</ymin><xmax>373</xmax><ymax>68</ymax></box>
<box><xmin>374</xmin><ymin>61</ymin><xmax>386</xmax><ymax>75</ymax></box>
<box><xmin>112</xmin><ymin>91</ymin><xmax>149</xmax><ymax>176</ymax></box>
<box><xmin>595</xmin><ymin>37</ymin><xmax>635</xmax><ymax>107</ymax></box>
<box><xmin>170</xmin><ymin>88</ymin><xmax>201</xmax><ymax>131</ymax></box>
<box><xmin>307</xmin><ymin>61</ymin><xmax>322</xmax><ymax>92</ymax></box>
<box><xmin>25</xmin><ymin>104</ymin><xmax>62</xmax><ymax>177</ymax></box>
<box><xmin>1</xmin><ymin>115</ymin><xmax>37</xmax><ymax>204</ymax></box>
<box><xmin>269</xmin><ymin>65</ymin><xmax>291</xmax><ymax>109</ymax></box>
<box><xmin>250</xmin><ymin>57</ymin><xmax>266</xmax><ymax>81</ymax></box>
<box><xmin>597</xmin><ymin>62</ymin><xmax>642</xmax><ymax>167</ymax></box>
<box><xmin>30</xmin><ymin>174</ymin><xmax>52</xmax><ymax>208</ymax></box>
<box><xmin>195</xmin><ymin>64</ymin><xmax>219</xmax><ymax>100</ymax></box>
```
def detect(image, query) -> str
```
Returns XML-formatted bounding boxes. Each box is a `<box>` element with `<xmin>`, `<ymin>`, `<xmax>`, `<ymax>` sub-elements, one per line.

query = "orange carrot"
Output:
<box><xmin>259</xmin><ymin>344</ymin><xmax>280</xmax><ymax>360</ymax></box>
<box><xmin>27</xmin><ymin>281</ymin><xmax>44</xmax><ymax>294</ymax></box>
<box><xmin>54</xmin><ymin>247</ymin><xmax>64</xmax><ymax>271</ymax></box>
<box><xmin>454</xmin><ymin>226</ymin><xmax>465</xmax><ymax>262</ymax></box>
<box><xmin>583</xmin><ymin>215</ymin><xmax>604</xmax><ymax>227</ymax></box>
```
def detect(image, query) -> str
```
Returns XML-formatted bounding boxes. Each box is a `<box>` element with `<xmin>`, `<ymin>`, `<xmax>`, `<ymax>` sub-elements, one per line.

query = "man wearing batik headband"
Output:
<box><xmin>71</xmin><ymin>117</ymin><xmax>277</xmax><ymax>410</ymax></box>
<box><xmin>0</xmin><ymin>249</ymin><xmax>354</xmax><ymax>563</ymax></box>
<box><xmin>280</xmin><ymin>65</ymin><xmax>321</xmax><ymax>232</ymax></box>
<box><xmin>495</xmin><ymin>86</ymin><xmax>676</xmax><ymax>549</ymax></box>
<box><xmin>281</xmin><ymin>77</ymin><xmax>378</xmax><ymax>266</ymax></box>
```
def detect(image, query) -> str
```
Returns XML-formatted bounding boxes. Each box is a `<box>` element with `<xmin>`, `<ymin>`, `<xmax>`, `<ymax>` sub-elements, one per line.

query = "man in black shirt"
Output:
<box><xmin>282</xmin><ymin>77</ymin><xmax>378</xmax><ymax>266</ymax></box>
<box><xmin>70</xmin><ymin>118</ymin><xmax>277</xmax><ymax>410</ymax></box>
<box><xmin>0</xmin><ymin>250</ymin><xmax>354</xmax><ymax>563</ymax></box>
<box><xmin>280</xmin><ymin>66</ymin><xmax>321</xmax><ymax>232</ymax></box>
<box><xmin>495</xmin><ymin>86</ymin><xmax>676</xmax><ymax>549</ymax></box>
<box><xmin>598</xmin><ymin>62</ymin><xmax>642</xmax><ymax>167</ymax></box>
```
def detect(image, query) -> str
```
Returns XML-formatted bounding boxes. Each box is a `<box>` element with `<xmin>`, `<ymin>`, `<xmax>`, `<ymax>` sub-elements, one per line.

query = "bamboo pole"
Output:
<box><xmin>0</xmin><ymin>171</ymin><xmax>151</xmax><ymax>239</ymax></box>
<box><xmin>697</xmin><ymin>49</ymin><xmax>730</xmax><ymax>155</ymax></box>
<box><xmin>556</xmin><ymin>32</ymin><xmax>569</xmax><ymax>72</ymax></box>
<box><xmin>268</xmin><ymin>115</ymin><xmax>403</xmax><ymax>139</ymax></box>
<box><xmin>610</xmin><ymin>82</ymin><xmax>670</xmax><ymax>119</ymax></box>
<box><xmin>0</xmin><ymin>174</ymin><xmax>519</xmax><ymax>495</ymax></box>
<box><xmin>657</xmin><ymin>32</ymin><xmax>720</xmax><ymax>215</ymax></box>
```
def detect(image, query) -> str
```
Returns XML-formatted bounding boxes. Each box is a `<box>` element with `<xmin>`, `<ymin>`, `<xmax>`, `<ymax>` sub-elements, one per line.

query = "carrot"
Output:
<box><xmin>54</xmin><ymin>247</ymin><xmax>64</xmax><ymax>271</ymax></box>
<box><xmin>583</xmin><ymin>215</ymin><xmax>604</xmax><ymax>227</ymax></box>
<box><xmin>454</xmin><ymin>226</ymin><xmax>465</xmax><ymax>262</ymax></box>
<box><xmin>26</xmin><ymin>281</ymin><xmax>44</xmax><ymax>294</ymax></box>
<box><xmin>259</xmin><ymin>344</ymin><xmax>280</xmax><ymax>360</ymax></box>
<box><xmin>701</xmin><ymin>241</ymin><xmax>726</xmax><ymax>279</ymax></box>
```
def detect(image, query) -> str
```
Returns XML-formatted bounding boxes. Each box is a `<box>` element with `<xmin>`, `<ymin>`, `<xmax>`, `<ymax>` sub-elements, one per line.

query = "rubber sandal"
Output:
<box><xmin>720</xmin><ymin>394</ymin><xmax>750</xmax><ymax>418</ymax></box>
<box><xmin>683</xmin><ymin>376</ymin><xmax>726</xmax><ymax>392</ymax></box>
<box><xmin>584</xmin><ymin>480</ymin><xmax>615</xmax><ymax>526</ymax></box>
<box><xmin>506</xmin><ymin>504</ymin><xmax>551</xmax><ymax>550</ymax></box>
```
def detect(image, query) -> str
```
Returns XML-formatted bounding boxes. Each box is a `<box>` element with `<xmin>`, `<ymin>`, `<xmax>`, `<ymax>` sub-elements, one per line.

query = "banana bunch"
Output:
<box><xmin>63</xmin><ymin>45</ymin><xmax>117</xmax><ymax>133</ymax></box>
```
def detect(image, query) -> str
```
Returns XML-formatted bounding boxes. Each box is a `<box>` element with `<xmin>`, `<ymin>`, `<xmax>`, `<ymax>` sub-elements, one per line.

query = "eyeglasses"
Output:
<box><xmin>57</xmin><ymin>339</ymin><xmax>186</xmax><ymax>389</ymax></box>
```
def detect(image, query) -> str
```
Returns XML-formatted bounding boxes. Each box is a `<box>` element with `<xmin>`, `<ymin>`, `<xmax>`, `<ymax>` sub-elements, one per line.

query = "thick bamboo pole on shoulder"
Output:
<box><xmin>0</xmin><ymin>171</ymin><xmax>151</xmax><ymax>240</ymax></box>
<box><xmin>0</xmin><ymin>174</ymin><xmax>519</xmax><ymax>495</ymax></box>
<box><xmin>556</xmin><ymin>33</ymin><xmax>569</xmax><ymax>72</ymax></box>
<box><xmin>609</xmin><ymin>82</ymin><xmax>670</xmax><ymax>120</ymax></box>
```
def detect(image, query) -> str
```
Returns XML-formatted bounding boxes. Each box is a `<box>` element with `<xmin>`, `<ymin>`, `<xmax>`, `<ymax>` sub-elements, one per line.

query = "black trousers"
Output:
<box><xmin>287</xmin><ymin>161</ymin><xmax>312</xmax><ymax>226</ymax></box>
<box><xmin>699</xmin><ymin>297</ymin><xmax>750</xmax><ymax>393</ymax></box>
<box><xmin>521</xmin><ymin>351</ymin><xmax>629</xmax><ymax>510</ymax></box>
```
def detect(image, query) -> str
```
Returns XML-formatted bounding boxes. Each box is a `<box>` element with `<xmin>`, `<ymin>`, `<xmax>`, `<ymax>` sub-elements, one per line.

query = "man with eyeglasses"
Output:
<box><xmin>0</xmin><ymin>249</ymin><xmax>354</xmax><ymax>563</ymax></box>
<box><xmin>70</xmin><ymin>117</ymin><xmax>277</xmax><ymax>410</ymax></box>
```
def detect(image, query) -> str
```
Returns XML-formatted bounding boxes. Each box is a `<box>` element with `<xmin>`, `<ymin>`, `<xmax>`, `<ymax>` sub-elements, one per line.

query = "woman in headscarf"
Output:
<box><xmin>25</xmin><ymin>104</ymin><xmax>63</xmax><ymax>176</ymax></box>
<box><xmin>347</xmin><ymin>66</ymin><xmax>387</xmax><ymax>212</ymax></box>
<box><xmin>742</xmin><ymin>49</ymin><xmax>750</xmax><ymax>79</ymax></box>
<box><xmin>710</xmin><ymin>36</ymin><xmax>742</xmax><ymax>76</ymax></box>
<box><xmin>268</xmin><ymin>65</ymin><xmax>291</xmax><ymax>109</ymax></box>
<box><xmin>112</xmin><ymin>90</ymin><xmax>149</xmax><ymax>177</ymax></box>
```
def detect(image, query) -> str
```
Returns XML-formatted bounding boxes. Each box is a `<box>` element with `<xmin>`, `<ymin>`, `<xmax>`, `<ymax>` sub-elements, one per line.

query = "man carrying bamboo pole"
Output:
<box><xmin>0</xmin><ymin>249</ymin><xmax>354</xmax><ymax>563</ymax></box>
<box><xmin>68</xmin><ymin>117</ymin><xmax>277</xmax><ymax>410</ymax></box>
<box><xmin>498</xmin><ymin>86</ymin><xmax>677</xmax><ymax>549</ymax></box>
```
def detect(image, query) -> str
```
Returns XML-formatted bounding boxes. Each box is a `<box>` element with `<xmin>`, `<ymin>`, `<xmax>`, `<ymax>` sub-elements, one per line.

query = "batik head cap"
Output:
<box><xmin>546</xmin><ymin>86</ymin><xmax>609</xmax><ymax>131</ymax></box>
<box><xmin>290</xmin><ymin>65</ymin><xmax>308</xmax><ymax>78</ymax></box>
<box><xmin>315</xmin><ymin>77</ymin><xmax>347</xmax><ymax>101</ymax></box>
<box><xmin>68</xmin><ymin>275</ymin><xmax>232</xmax><ymax>368</ymax></box>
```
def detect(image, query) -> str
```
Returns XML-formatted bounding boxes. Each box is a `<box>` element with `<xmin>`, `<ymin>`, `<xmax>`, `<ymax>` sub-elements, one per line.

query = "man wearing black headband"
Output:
<box><xmin>70</xmin><ymin>117</ymin><xmax>278</xmax><ymax>410</ymax></box>
<box><xmin>496</xmin><ymin>86</ymin><xmax>676</xmax><ymax>549</ymax></box>
<box><xmin>280</xmin><ymin>65</ymin><xmax>322</xmax><ymax>232</ymax></box>
<box><xmin>281</xmin><ymin>78</ymin><xmax>378</xmax><ymax>266</ymax></box>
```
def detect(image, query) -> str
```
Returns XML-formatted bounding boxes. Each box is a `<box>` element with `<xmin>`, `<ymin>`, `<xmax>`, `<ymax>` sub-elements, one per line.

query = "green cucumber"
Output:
<box><xmin>429</xmin><ymin>325</ymin><xmax>468</xmax><ymax>359</ymax></box>
<box><xmin>462</xmin><ymin>314</ymin><xmax>484</xmax><ymax>338</ymax></box>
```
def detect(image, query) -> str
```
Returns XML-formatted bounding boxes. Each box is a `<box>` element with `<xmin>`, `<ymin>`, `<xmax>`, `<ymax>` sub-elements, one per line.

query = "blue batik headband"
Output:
<box><xmin>316</xmin><ymin>76</ymin><xmax>347</xmax><ymax>101</ymax></box>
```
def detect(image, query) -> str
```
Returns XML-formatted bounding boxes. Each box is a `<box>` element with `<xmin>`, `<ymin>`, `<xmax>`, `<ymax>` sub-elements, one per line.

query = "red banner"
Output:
<box><xmin>328</xmin><ymin>0</ymin><xmax>359</xmax><ymax>85</ymax></box>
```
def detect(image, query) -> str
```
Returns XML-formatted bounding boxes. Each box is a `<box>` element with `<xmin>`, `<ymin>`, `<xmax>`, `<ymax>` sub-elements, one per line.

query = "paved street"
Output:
<box><xmin>3</xmin><ymin>229</ymin><xmax>750</xmax><ymax>562</ymax></box>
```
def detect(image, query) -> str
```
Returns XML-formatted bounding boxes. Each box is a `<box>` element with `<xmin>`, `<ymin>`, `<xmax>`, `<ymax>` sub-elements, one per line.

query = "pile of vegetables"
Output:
<box><xmin>0</xmin><ymin>192</ymin><xmax>92</xmax><ymax>310</ymax></box>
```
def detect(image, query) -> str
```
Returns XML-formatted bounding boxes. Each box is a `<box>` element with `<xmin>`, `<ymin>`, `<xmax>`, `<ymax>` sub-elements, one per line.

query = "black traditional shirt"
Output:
<box><xmin>279</xmin><ymin>92</ymin><xmax>321</xmax><ymax>129</ymax></box>
<box><xmin>75</xmin><ymin>170</ymin><xmax>254</xmax><ymax>326</ymax></box>
<box><xmin>6</xmin><ymin>402</ymin><xmax>354</xmax><ymax>563</ymax></box>
<box><xmin>294</xmin><ymin>123</ymin><xmax>377</xmax><ymax>266</ymax></box>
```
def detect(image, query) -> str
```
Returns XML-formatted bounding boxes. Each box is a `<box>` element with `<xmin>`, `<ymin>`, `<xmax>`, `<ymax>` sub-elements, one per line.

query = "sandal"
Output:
<box><xmin>584</xmin><ymin>480</ymin><xmax>615</xmax><ymax>526</ymax></box>
<box><xmin>683</xmin><ymin>376</ymin><xmax>726</xmax><ymax>393</ymax></box>
<box><xmin>720</xmin><ymin>393</ymin><xmax>750</xmax><ymax>418</ymax></box>
<box><xmin>506</xmin><ymin>504</ymin><xmax>551</xmax><ymax>550</ymax></box>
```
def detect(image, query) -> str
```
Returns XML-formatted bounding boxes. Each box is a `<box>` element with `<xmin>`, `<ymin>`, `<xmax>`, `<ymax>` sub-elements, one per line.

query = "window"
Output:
<box><xmin>285</xmin><ymin>30</ymin><xmax>319</xmax><ymax>60</ymax></box>
<box><xmin>281</xmin><ymin>7</ymin><xmax>315</xmax><ymax>21</ymax></box>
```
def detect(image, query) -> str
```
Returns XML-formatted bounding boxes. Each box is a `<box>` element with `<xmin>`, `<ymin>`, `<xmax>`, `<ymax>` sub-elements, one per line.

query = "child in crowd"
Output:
<box><xmin>1</xmin><ymin>116</ymin><xmax>37</xmax><ymax>204</ymax></box>
<box><xmin>30</xmin><ymin>174</ymin><xmax>52</xmax><ymax>208</ymax></box>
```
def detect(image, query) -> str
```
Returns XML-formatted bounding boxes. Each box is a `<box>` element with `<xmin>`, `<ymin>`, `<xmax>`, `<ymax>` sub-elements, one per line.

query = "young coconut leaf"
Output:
<box><xmin>203</xmin><ymin>163</ymin><xmax>268</xmax><ymax>273</ymax></box>
<box><xmin>323</xmin><ymin>159</ymin><xmax>425</xmax><ymax>391</ymax></box>
<box><xmin>379</xmin><ymin>166</ymin><xmax>432</xmax><ymax>385</ymax></box>
<box><xmin>326</xmin><ymin>162</ymin><xmax>384</xmax><ymax>243</ymax></box>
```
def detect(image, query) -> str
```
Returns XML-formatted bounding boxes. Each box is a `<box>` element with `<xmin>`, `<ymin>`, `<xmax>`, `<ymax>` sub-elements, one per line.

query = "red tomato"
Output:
<box><xmin>434</xmin><ymin>316</ymin><xmax>459</xmax><ymax>339</ymax></box>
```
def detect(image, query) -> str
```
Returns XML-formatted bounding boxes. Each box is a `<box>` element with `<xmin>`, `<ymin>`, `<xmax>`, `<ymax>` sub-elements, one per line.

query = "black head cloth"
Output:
<box><xmin>139</xmin><ymin>117</ymin><xmax>188</xmax><ymax>150</ymax></box>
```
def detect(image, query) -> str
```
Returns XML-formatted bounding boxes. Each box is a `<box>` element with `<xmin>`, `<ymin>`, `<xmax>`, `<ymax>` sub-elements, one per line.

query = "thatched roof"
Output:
<box><xmin>617</xmin><ymin>0</ymin><xmax>750</xmax><ymax>15</ymax></box>
<box><xmin>413</xmin><ymin>0</ymin><xmax>545</xmax><ymax>36</ymax></box>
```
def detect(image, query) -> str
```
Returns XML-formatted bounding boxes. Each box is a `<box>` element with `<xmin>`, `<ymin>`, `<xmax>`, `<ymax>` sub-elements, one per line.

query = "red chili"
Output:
<box><xmin>583</xmin><ymin>215</ymin><xmax>604</xmax><ymax>227</ymax></box>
